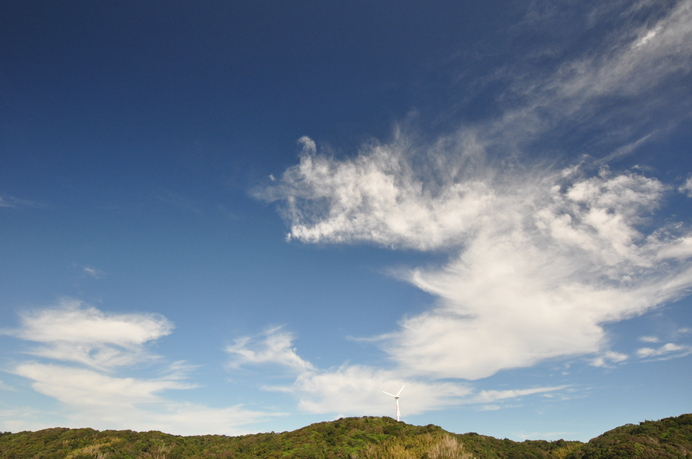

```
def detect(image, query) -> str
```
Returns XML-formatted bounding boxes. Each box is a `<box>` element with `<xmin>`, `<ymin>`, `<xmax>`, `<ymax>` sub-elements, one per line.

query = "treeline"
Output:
<box><xmin>565</xmin><ymin>414</ymin><xmax>692</xmax><ymax>459</ymax></box>
<box><xmin>0</xmin><ymin>413</ymin><xmax>690</xmax><ymax>458</ymax></box>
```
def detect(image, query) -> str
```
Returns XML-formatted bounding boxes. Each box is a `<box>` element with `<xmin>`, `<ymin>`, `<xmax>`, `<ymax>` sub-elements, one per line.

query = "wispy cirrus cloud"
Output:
<box><xmin>82</xmin><ymin>266</ymin><xmax>105</xmax><ymax>279</ymax></box>
<box><xmin>155</xmin><ymin>189</ymin><xmax>204</xmax><ymax>215</ymax></box>
<box><xmin>226</xmin><ymin>327</ymin><xmax>315</xmax><ymax>373</ymax></box>
<box><xmin>0</xmin><ymin>381</ymin><xmax>15</xmax><ymax>391</ymax></box>
<box><xmin>467</xmin><ymin>386</ymin><xmax>568</xmax><ymax>405</ymax></box>
<box><xmin>499</xmin><ymin>0</ymin><xmax>692</xmax><ymax>147</ymax></box>
<box><xmin>0</xmin><ymin>193</ymin><xmax>43</xmax><ymax>209</ymax></box>
<box><xmin>639</xmin><ymin>336</ymin><xmax>660</xmax><ymax>343</ymax></box>
<box><xmin>257</xmin><ymin>0</ymin><xmax>692</xmax><ymax>385</ymax></box>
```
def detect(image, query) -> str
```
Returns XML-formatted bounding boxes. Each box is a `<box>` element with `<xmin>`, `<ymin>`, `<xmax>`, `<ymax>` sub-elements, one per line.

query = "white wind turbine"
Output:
<box><xmin>383</xmin><ymin>385</ymin><xmax>405</xmax><ymax>422</ymax></box>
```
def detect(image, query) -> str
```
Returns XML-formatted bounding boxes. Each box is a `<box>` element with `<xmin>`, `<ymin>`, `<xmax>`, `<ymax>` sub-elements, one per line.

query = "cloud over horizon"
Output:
<box><xmin>2</xmin><ymin>302</ymin><xmax>278</xmax><ymax>435</ymax></box>
<box><xmin>226</xmin><ymin>327</ymin><xmax>566</xmax><ymax>417</ymax></box>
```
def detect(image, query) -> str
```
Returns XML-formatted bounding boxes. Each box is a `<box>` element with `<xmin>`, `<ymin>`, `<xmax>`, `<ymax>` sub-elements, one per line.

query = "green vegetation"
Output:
<box><xmin>565</xmin><ymin>413</ymin><xmax>692</xmax><ymax>459</ymax></box>
<box><xmin>0</xmin><ymin>414</ymin><xmax>690</xmax><ymax>458</ymax></box>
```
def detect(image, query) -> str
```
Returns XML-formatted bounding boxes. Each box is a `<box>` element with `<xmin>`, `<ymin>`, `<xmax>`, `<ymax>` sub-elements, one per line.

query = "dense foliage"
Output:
<box><xmin>0</xmin><ymin>414</ymin><xmax>689</xmax><ymax>458</ymax></box>
<box><xmin>565</xmin><ymin>413</ymin><xmax>692</xmax><ymax>459</ymax></box>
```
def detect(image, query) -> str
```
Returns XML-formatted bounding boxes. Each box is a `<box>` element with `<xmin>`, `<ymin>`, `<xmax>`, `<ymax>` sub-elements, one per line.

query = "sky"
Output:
<box><xmin>1</xmin><ymin>0</ymin><xmax>692</xmax><ymax>442</ymax></box>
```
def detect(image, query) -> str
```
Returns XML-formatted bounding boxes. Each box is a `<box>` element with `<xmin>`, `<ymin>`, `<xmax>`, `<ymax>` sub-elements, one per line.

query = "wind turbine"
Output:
<box><xmin>383</xmin><ymin>385</ymin><xmax>405</xmax><ymax>422</ymax></box>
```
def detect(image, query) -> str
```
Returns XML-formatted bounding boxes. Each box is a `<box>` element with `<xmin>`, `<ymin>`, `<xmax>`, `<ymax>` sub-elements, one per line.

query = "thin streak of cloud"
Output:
<box><xmin>639</xmin><ymin>335</ymin><xmax>660</xmax><ymax>343</ymax></box>
<box><xmin>155</xmin><ymin>189</ymin><xmax>204</xmax><ymax>215</ymax></box>
<box><xmin>82</xmin><ymin>266</ymin><xmax>105</xmax><ymax>279</ymax></box>
<box><xmin>480</xmin><ymin>405</ymin><xmax>501</xmax><ymax>411</ymax></box>
<box><xmin>467</xmin><ymin>386</ymin><xmax>568</xmax><ymax>404</ymax></box>
<box><xmin>598</xmin><ymin>133</ymin><xmax>654</xmax><ymax>164</ymax></box>
<box><xmin>0</xmin><ymin>193</ymin><xmax>43</xmax><ymax>209</ymax></box>
<box><xmin>0</xmin><ymin>381</ymin><xmax>15</xmax><ymax>391</ymax></box>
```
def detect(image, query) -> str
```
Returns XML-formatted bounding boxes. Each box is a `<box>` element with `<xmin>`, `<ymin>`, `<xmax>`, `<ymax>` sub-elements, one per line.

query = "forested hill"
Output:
<box><xmin>0</xmin><ymin>413</ymin><xmax>690</xmax><ymax>458</ymax></box>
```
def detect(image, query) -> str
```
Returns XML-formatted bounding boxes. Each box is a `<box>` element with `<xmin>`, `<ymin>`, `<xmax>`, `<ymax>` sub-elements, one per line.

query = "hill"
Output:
<box><xmin>0</xmin><ymin>413</ymin><xmax>690</xmax><ymax>458</ymax></box>
<box><xmin>564</xmin><ymin>414</ymin><xmax>692</xmax><ymax>459</ymax></box>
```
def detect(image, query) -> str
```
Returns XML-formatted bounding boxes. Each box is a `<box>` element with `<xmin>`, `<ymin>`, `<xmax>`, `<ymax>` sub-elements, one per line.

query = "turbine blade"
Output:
<box><xmin>396</xmin><ymin>385</ymin><xmax>405</xmax><ymax>396</ymax></box>
<box><xmin>382</xmin><ymin>391</ymin><xmax>396</xmax><ymax>397</ymax></box>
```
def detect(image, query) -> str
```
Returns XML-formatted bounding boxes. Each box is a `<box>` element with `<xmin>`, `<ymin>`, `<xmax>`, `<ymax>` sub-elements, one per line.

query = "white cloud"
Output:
<box><xmin>155</xmin><ymin>189</ymin><xmax>204</xmax><ymax>215</ymax></box>
<box><xmin>450</xmin><ymin>0</ymin><xmax>692</xmax><ymax>169</ymax></box>
<box><xmin>229</xmin><ymin>331</ymin><xmax>473</xmax><ymax>416</ymax></box>
<box><xmin>599</xmin><ymin>133</ymin><xmax>654</xmax><ymax>164</ymax></box>
<box><xmin>679</xmin><ymin>177</ymin><xmax>692</xmax><ymax>198</ymax></box>
<box><xmin>0</xmin><ymin>193</ymin><xmax>43</xmax><ymax>209</ymax></box>
<box><xmin>264</xmin><ymin>142</ymin><xmax>692</xmax><ymax>380</ymax></box>
<box><xmin>0</xmin><ymin>408</ymin><xmax>60</xmax><ymax>433</ymax></box>
<box><xmin>14</xmin><ymin>363</ymin><xmax>190</xmax><ymax>407</ymax></box>
<box><xmin>636</xmin><ymin>342</ymin><xmax>692</xmax><ymax>359</ymax></box>
<box><xmin>480</xmin><ymin>405</ymin><xmax>501</xmax><ymax>411</ymax></box>
<box><xmin>298</xmin><ymin>135</ymin><xmax>317</xmax><ymax>154</ymax></box>
<box><xmin>0</xmin><ymin>381</ymin><xmax>15</xmax><ymax>391</ymax></box>
<box><xmin>5</xmin><ymin>302</ymin><xmax>281</xmax><ymax>435</ymax></box>
<box><xmin>260</xmin><ymin>0</ymin><xmax>692</xmax><ymax>382</ymax></box>
<box><xmin>226</xmin><ymin>327</ymin><xmax>315</xmax><ymax>373</ymax></box>
<box><xmin>290</xmin><ymin>365</ymin><xmax>470</xmax><ymax>416</ymax></box>
<box><xmin>655</xmin><ymin>237</ymin><xmax>692</xmax><ymax>261</ymax></box>
<box><xmin>4</xmin><ymin>299</ymin><xmax>173</xmax><ymax>370</ymax></box>
<box><xmin>468</xmin><ymin>387</ymin><xmax>567</xmax><ymax>404</ymax></box>
<box><xmin>639</xmin><ymin>336</ymin><xmax>660</xmax><ymax>343</ymax></box>
<box><xmin>11</xmin><ymin>363</ymin><xmax>274</xmax><ymax>435</ymax></box>
<box><xmin>631</xmin><ymin>27</ymin><xmax>660</xmax><ymax>50</ymax></box>
<box><xmin>261</xmin><ymin>134</ymin><xmax>496</xmax><ymax>250</ymax></box>
<box><xmin>82</xmin><ymin>266</ymin><xmax>104</xmax><ymax>279</ymax></box>
<box><xmin>528</xmin><ymin>0</ymin><xmax>692</xmax><ymax>115</ymax></box>
<box><xmin>591</xmin><ymin>351</ymin><xmax>629</xmax><ymax>368</ymax></box>
<box><xmin>229</xmin><ymin>329</ymin><xmax>568</xmax><ymax>417</ymax></box>
<box><xmin>10</xmin><ymin>300</ymin><xmax>172</xmax><ymax>347</ymax></box>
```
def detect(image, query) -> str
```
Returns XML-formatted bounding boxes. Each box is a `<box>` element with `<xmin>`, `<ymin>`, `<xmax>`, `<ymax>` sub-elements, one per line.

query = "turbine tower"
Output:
<box><xmin>383</xmin><ymin>385</ymin><xmax>405</xmax><ymax>422</ymax></box>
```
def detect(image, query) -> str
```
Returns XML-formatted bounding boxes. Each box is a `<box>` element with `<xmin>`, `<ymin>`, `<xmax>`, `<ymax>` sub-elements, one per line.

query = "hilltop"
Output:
<box><xmin>0</xmin><ymin>413</ymin><xmax>690</xmax><ymax>458</ymax></box>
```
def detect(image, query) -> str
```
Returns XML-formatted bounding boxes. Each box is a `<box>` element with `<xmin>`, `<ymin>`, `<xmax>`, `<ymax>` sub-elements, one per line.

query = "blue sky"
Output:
<box><xmin>1</xmin><ymin>0</ymin><xmax>692</xmax><ymax>442</ymax></box>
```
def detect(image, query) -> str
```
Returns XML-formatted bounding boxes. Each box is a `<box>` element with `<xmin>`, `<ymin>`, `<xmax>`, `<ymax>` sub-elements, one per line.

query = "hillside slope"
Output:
<box><xmin>565</xmin><ymin>413</ymin><xmax>692</xmax><ymax>459</ymax></box>
<box><xmin>0</xmin><ymin>413</ymin><xmax>689</xmax><ymax>458</ymax></box>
